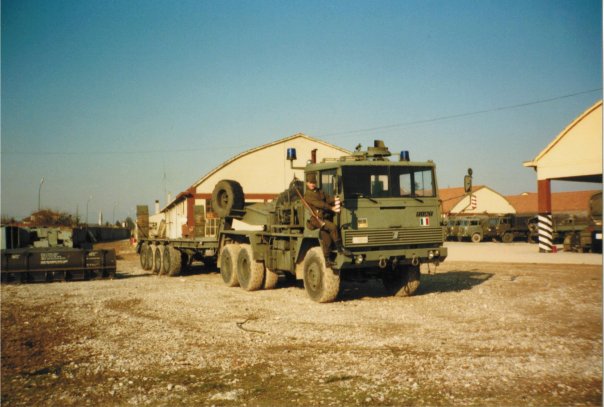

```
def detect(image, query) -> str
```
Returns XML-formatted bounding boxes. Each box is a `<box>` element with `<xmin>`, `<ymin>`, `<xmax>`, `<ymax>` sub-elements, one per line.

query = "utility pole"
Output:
<box><xmin>38</xmin><ymin>177</ymin><xmax>45</xmax><ymax>211</ymax></box>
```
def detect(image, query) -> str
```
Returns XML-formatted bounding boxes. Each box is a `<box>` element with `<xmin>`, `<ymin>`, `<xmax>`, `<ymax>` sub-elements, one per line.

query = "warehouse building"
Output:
<box><xmin>440</xmin><ymin>185</ymin><xmax>516</xmax><ymax>215</ymax></box>
<box><xmin>160</xmin><ymin>133</ymin><xmax>351</xmax><ymax>239</ymax></box>
<box><xmin>523</xmin><ymin>100</ymin><xmax>603</xmax><ymax>251</ymax></box>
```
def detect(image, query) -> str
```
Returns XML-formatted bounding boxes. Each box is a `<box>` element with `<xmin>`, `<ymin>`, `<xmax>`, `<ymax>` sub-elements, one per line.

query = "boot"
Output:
<box><xmin>336</xmin><ymin>241</ymin><xmax>352</xmax><ymax>257</ymax></box>
<box><xmin>324</xmin><ymin>257</ymin><xmax>336</xmax><ymax>268</ymax></box>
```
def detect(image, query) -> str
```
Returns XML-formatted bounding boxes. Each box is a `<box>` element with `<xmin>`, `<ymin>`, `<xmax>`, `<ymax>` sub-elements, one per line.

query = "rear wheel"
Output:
<box><xmin>152</xmin><ymin>245</ymin><xmax>162</xmax><ymax>274</ymax></box>
<box><xmin>143</xmin><ymin>244</ymin><xmax>154</xmax><ymax>271</ymax></box>
<box><xmin>163</xmin><ymin>245</ymin><xmax>183</xmax><ymax>276</ymax></box>
<box><xmin>264</xmin><ymin>268</ymin><xmax>279</xmax><ymax>289</ymax></box>
<box><xmin>382</xmin><ymin>265</ymin><xmax>420</xmax><ymax>297</ymax></box>
<box><xmin>139</xmin><ymin>243</ymin><xmax>149</xmax><ymax>269</ymax></box>
<box><xmin>236</xmin><ymin>244</ymin><xmax>265</xmax><ymax>291</ymax></box>
<box><xmin>502</xmin><ymin>232</ymin><xmax>514</xmax><ymax>243</ymax></box>
<box><xmin>303</xmin><ymin>247</ymin><xmax>340</xmax><ymax>303</ymax></box>
<box><xmin>471</xmin><ymin>233</ymin><xmax>482</xmax><ymax>243</ymax></box>
<box><xmin>219</xmin><ymin>244</ymin><xmax>240</xmax><ymax>287</ymax></box>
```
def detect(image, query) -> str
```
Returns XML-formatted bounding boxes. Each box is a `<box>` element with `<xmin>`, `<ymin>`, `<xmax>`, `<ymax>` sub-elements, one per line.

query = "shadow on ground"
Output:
<box><xmin>336</xmin><ymin>270</ymin><xmax>494</xmax><ymax>301</ymax></box>
<box><xmin>416</xmin><ymin>270</ymin><xmax>493</xmax><ymax>295</ymax></box>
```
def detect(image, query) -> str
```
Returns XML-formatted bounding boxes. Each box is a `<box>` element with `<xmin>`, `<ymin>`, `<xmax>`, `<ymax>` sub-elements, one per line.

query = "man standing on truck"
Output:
<box><xmin>304</xmin><ymin>172</ymin><xmax>351</xmax><ymax>263</ymax></box>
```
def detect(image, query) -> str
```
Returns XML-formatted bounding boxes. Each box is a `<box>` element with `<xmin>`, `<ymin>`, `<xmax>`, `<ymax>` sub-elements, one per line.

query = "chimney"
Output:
<box><xmin>155</xmin><ymin>200</ymin><xmax>160</xmax><ymax>215</ymax></box>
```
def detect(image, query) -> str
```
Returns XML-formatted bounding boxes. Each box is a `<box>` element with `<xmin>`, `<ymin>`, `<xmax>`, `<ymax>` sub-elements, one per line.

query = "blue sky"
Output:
<box><xmin>2</xmin><ymin>0</ymin><xmax>602</xmax><ymax>221</ymax></box>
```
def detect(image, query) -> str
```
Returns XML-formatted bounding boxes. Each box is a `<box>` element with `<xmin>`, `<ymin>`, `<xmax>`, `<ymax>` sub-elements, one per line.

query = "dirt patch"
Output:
<box><xmin>1</xmin><ymin>241</ymin><xmax>601</xmax><ymax>406</ymax></box>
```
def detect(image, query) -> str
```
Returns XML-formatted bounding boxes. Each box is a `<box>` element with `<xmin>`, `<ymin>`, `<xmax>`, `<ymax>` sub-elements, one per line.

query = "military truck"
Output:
<box><xmin>1</xmin><ymin>226</ymin><xmax>116</xmax><ymax>283</ymax></box>
<box><xmin>563</xmin><ymin>192</ymin><xmax>602</xmax><ymax>253</ymax></box>
<box><xmin>456</xmin><ymin>216</ymin><xmax>490</xmax><ymax>243</ymax></box>
<box><xmin>137</xmin><ymin>140</ymin><xmax>447</xmax><ymax>303</ymax></box>
<box><xmin>482</xmin><ymin>214</ymin><xmax>537</xmax><ymax>243</ymax></box>
<box><xmin>445</xmin><ymin>217</ymin><xmax>462</xmax><ymax>241</ymax></box>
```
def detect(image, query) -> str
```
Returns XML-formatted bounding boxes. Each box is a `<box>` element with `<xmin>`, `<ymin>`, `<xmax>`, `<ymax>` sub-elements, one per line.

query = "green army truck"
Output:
<box><xmin>456</xmin><ymin>216</ymin><xmax>489</xmax><ymax>243</ymax></box>
<box><xmin>563</xmin><ymin>192</ymin><xmax>602</xmax><ymax>253</ymax></box>
<box><xmin>214</xmin><ymin>140</ymin><xmax>447</xmax><ymax>303</ymax></box>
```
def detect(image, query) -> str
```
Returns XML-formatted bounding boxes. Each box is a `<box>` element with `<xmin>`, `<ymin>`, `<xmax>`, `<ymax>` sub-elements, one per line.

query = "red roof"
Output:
<box><xmin>439</xmin><ymin>187</ymin><xmax>601</xmax><ymax>214</ymax></box>
<box><xmin>439</xmin><ymin>186</ymin><xmax>485</xmax><ymax>213</ymax></box>
<box><xmin>505</xmin><ymin>190</ymin><xmax>601</xmax><ymax>214</ymax></box>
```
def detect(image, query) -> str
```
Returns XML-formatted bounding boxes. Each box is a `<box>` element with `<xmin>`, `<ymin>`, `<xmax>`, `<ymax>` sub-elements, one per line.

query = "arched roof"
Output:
<box><xmin>191</xmin><ymin>133</ymin><xmax>350</xmax><ymax>189</ymax></box>
<box><xmin>523</xmin><ymin>100</ymin><xmax>603</xmax><ymax>183</ymax></box>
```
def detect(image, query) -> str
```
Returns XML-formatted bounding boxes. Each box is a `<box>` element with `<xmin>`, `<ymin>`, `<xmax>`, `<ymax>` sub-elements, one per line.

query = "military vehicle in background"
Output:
<box><xmin>456</xmin><ymin>216</ymin><xmax>489</xmax><ymax>243</ymax></box>
<box><xmin>563</xmin><ymin>192</ymin><xmax>602</xmax><ymax>253</ymax></box>
<box><xmin>445</xmin><ymin>214</ymin><xmax>538</xmax><ymax>243</ymax></box>
<box><xmin>1</xmin><ymin>226</ymin><xmax>117</xmax><ymax>283</ymax></box>
<box><xmin>482</xmin><ymin>214</ymin><xmax>537</xmax><ymax>243</ymax></box>
<box><xmin>137</xmin><ymin>140</ymin><xmax>447</xmax><ymax>303</ymax></box>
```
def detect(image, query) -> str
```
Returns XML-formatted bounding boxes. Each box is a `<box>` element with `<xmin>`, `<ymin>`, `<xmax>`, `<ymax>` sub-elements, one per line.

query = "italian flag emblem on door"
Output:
<box><xmin>419</xmin><ymin>217</ymin><xmax>430</xmax><ymax>226</ymax></box>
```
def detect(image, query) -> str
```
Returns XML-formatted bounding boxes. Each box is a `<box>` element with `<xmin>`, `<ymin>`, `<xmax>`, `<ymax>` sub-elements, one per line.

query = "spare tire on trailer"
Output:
<box><xmin>211</xmin><ymin>180</ymin><xmax>244</xmax><ymax>218</ymax></box>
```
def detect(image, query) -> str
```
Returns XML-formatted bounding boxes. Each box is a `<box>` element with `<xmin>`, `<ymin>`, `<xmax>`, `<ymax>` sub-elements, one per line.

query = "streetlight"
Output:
<box><xmin>38</xmin><ymin>177</ymin><xmax>45</xmax><ymax>211</ymax></box>
<box><xmin>86</xmin><ymin>195</ymin><xmax>92</xmax><ymax>225</ymax></box>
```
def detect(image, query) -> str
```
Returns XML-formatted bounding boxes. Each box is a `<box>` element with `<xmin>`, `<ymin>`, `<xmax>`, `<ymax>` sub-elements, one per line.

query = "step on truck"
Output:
<box><xmin>214</xmin><ymin>140</ymin><xmax>447</xmax><ymax>302</ymax></box>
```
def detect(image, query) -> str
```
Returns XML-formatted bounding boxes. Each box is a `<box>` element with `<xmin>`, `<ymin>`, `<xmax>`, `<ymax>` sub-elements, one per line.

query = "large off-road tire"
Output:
<box><xmin>219</xmin><ymin>244</ymin><xmax>241</xmax><ymax>287</ymax></box>
<box><xmin>264</xmin><ymin>268</ymin><xmax>279</xmax><ymax>290</ymax></box>
<box><xmin>139</xmin><ymin>243</ymin><xmax>149</xmax><ymax>270</ymax></box>
<box><xmin>502</xmin><ymin>232</ymin><xmax>514</xmax><ymax>243</ymax></box>
<box><xmin>471</xmin><ymin>233</ymin><xmax>482</xmax><ymax>243</ymax></box>
<box><xmin>303</xmin><ymin>247</ymin><xmax>340</xmax><ymax>303</ymax></box>
<box><xmin>382</xmin><ymin>265</ymin><xmax>420</xmax><ymax>297</ymax></box>
<box><xmin>211</xmin><ymin>180</ymin><xmax>244</xmax><ymax>218</ymax></box>
<box><xmin>143</xmin><ymin>244</ymin><xmax>154</xmax><ymax>271</ymax></box>
<box><xmin>154</xmin><ymin>245</ymin><xmax>164</xmax><ymax>275</ymax></box>
<box><xmin>162</xmin><ymin>245</ymin><xmax>183</xmax><ymax>277</ymax></box>
<box><xmin>236</xmin><ymin>244</ymin><xmax>265</xmax><ymax>291</ymax></box>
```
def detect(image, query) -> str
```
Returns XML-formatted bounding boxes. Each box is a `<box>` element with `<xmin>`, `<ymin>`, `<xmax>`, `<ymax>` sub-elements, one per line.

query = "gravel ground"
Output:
<box><xmin>1</xmin><ymin>240</ymin><xmax>602</xmax><ymax>406</ymax></box>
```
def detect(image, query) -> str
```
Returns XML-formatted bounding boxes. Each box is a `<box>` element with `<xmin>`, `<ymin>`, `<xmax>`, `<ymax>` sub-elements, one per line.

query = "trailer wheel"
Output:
<box><xmin>264</xmin><ymin>268</ymin><xmax>279</xmax><ymax>289</ymax></box>
<box><xmin>163</xmin><ymin>245</ymin><xmax>182</xmax><ymax>277</ymax></box>
<box><xmin>236</xmin><ymin>244</ymin><xmax>265</xmax><ymax>291</ymax></box>
<box><xmin>139</xmin><ymin>243</ymin><xmax>149</xmax><ymax>269</ymax></box>
<box><xmin>303</xmin><ymin>247</ymin><xmax>340</xmax><ymax>303</ymax></box>
<box><xmin>211</xmin><ymin>180</ymin><xmax>244</xmax><ymax>218</ymax></box>
<box><xmin>144</xmin><ymin>244</ymin><xmax>154</xmax><ymax>271</ymax></box>
<box><xmin>152</xmin><ymin>245</ymin><xmax>162</xmax><ymax>274</ymax></box>
<box><xmin>382</xmin><ymin>265</ymin><xmax>420</xmax><ymax>297</ymax></box>
<box><xmin>219</xmin><ymin>244</ymin><xmax>240</xmax><ymax>287</ymax></box>
<box><xmin>502</xmin><ymin>232</ymin><xmax>514</xmax><ymax>243</ymax></box>
<box><xmin>471</xmin><ymin>233</ymin><xmax>482</xmax><ymax>243</ymax></box>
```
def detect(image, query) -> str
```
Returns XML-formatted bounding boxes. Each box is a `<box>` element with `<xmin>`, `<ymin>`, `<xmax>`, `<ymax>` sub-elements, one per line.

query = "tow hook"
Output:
<box><xmin>411</xmin><ymin>255</ymin><xmax>420</xmax><ymax>266</ymax></box>
<box><xmin>378</xmin><ymin>257</ymin><xmax>388</xmax><ymax>269</ymax></box>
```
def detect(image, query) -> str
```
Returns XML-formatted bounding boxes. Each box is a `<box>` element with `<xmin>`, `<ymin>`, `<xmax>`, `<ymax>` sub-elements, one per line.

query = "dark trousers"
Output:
<box><xmin>320</xmin><ymin>220</ymin><xmax>340</xmax><ymax>257</ymax></box>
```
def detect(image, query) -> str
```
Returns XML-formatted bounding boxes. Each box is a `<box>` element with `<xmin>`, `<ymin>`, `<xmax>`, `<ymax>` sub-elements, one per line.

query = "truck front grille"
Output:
<box><xmin>343</xmin><ymin>227</ymin><xmax>443</xmax><ymax>247</ymax></box>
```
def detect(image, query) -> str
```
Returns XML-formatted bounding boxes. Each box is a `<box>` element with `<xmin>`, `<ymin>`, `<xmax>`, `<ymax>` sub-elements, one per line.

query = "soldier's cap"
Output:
<box><xmin>305</xmin><ymin>173</ymin><xmax>317</xmax><ymax>183</ymax></box>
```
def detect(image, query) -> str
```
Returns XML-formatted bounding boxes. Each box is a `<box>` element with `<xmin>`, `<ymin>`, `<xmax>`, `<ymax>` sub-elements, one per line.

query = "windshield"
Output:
<box><xmin>342</xmin><ymin>166</ymin><xmax>435</xmax><ymax>199</ymax></box>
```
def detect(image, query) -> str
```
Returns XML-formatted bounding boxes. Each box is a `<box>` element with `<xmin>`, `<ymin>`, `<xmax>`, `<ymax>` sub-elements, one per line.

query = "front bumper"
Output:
<box><xmin>334</xmin><ymin>245</ymin><xmax>447</xmax><ymax>270</ymax></box>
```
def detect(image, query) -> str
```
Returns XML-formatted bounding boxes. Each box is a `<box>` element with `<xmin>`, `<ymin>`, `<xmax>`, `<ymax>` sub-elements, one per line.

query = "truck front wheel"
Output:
<box><xmin>236</xmin><ymin>244</ymin><xmax>265</xmax><ymax>291</ymax></box>
<box><xmin>303</xmin><ymin>247</ymin><xmax>340</xmax><ymax>303</ymax></box>
<box><xmin>220</xmin><ymin>244</ymin><xmax>240</xmax><ymax>287</ymax></box>
<box><xmin>382</xmin><ymin>265</ymin><xmax>420</xmax><ymax>297</ymax></box>
<box><xmin>471</xmin><ymin>233</ymin><xmax>482</xmax><ymax>243</ymax></box>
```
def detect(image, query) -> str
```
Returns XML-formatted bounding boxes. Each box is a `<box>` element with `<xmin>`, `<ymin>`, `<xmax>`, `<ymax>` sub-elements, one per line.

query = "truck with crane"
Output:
<box><xmin>136</xmin><ymin>140</ymin><xmax>447</xmax><ymax>302</ymax></box>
